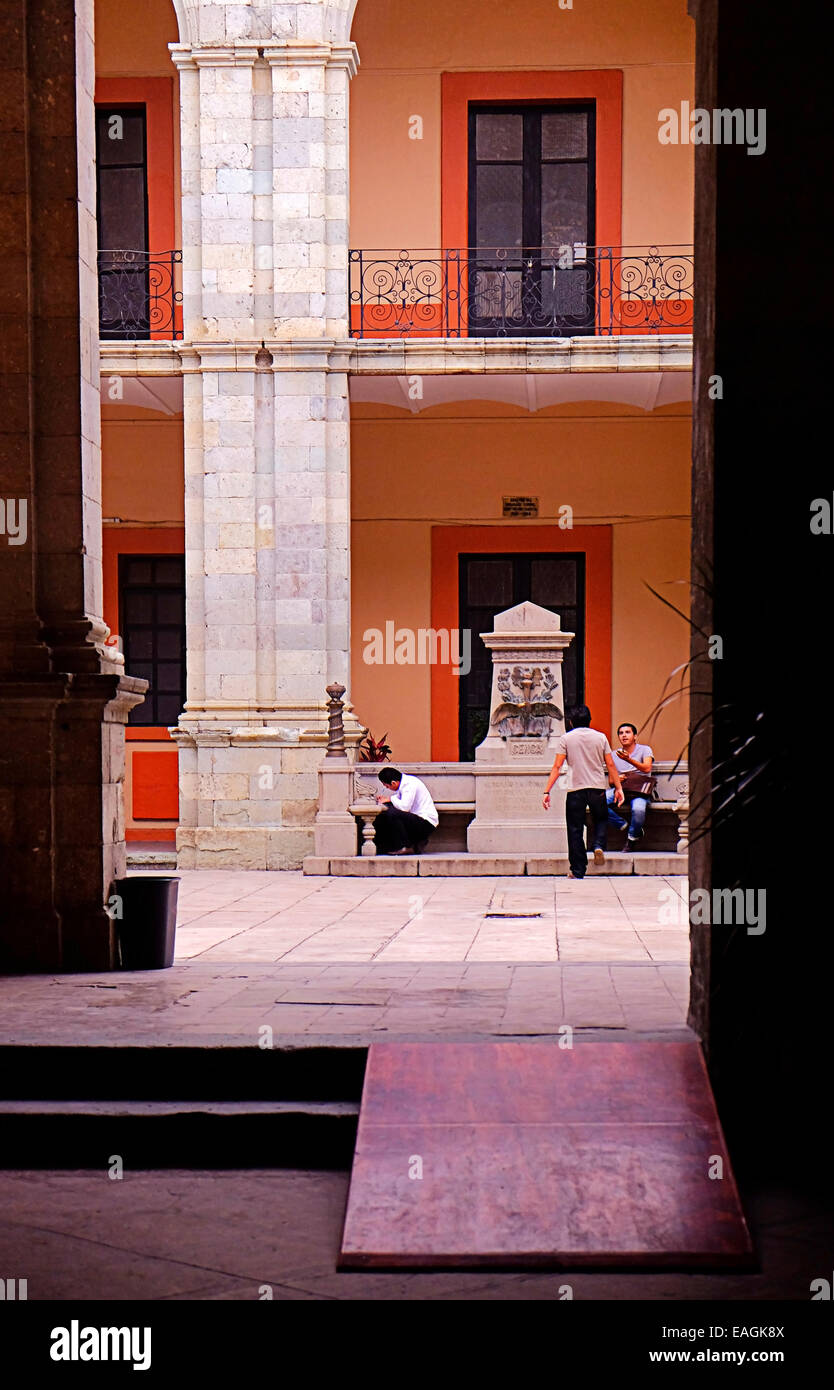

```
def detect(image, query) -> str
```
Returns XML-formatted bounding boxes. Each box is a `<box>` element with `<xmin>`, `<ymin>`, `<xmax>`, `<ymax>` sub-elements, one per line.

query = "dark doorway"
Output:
<box><xmin>467</xmin><ymin>103</ymin><xmax>596</xmax><ymax>335</ymax></box>
<box><xmin>119</xmin><ymin>554</ymin><xmax>186</xmax><ymax>727</ymax></box>
<box><xmin>458</xmin><ymin>552</ymin><xmax>585</xmax><ymax>760</ymax></box>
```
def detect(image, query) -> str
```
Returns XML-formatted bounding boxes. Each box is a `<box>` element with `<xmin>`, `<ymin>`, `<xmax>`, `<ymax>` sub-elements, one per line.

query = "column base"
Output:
<box><xmin>176</xmin><ymin>825</ymin><xmax>314</xmax><ymax>870</ymax></box>
<box><xmin>0</xmin><ymin>671</ymin><xmax>146</xmax><ymax>972</ymax></box>
<box><xmin>172</xmin><ymin>708</ymin><xmax>364</xmax><ymax>870</ymax></box>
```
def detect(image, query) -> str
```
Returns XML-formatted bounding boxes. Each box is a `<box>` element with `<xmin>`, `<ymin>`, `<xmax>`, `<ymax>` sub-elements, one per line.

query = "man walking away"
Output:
<box><xmin>607</xmin><ymin>721</ymin><xmax>654</xmax><ymax>851</ymax></box>
<box><xmin>542</xmin><ymin>705</ymin><xmax>625</xmax><ymax>879</ymax></box>
<box><xmin>375</xmin><ymin>767</ymin><xmax>439</xmax><ymax>855</ymax></box>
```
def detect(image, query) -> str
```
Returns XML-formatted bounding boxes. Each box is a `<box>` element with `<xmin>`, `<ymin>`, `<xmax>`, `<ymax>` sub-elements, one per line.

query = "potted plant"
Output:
<box><xmin>357</xmin><ymin>729</ymin><xmax>392</xmax><ymax>762</ymax></box>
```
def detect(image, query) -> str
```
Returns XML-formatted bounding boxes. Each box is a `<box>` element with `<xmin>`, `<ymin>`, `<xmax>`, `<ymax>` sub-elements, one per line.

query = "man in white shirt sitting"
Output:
<box><xmin>375</xmin><ymin>767</ymin><xmax>439</xmax><ymax>856</ymax></box>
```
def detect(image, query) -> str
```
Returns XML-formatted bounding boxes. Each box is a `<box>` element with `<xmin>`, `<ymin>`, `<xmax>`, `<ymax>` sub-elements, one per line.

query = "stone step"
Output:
<box><xmin>303</xmin><ymin>852</ymin><xmax>688</xmax><ymax>877</ymax></box>
<box><xmin>127</xmin><ymin>845</ymin><xmax>177</xmax><ymax>869</ymax></box>
<box><xmin>0</xmin><ymin>1099</ymin><xmax>359</xmax><ymax>1170</ymax></box>
<box><xmin>0</xmin><ymin>1044</ymin><xmax>367</xmax><ymax>1168</ymax></box>
<box><xmin>0</xmin><ymin>1044</ymin><xmax>366</xmax><ymax>1101</ymax></box>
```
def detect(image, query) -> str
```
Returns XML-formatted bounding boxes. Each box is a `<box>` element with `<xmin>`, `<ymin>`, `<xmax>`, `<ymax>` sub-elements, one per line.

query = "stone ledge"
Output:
<box><xmin>302</xmin><ymin>856</ymin><xmax>332</xmax><ymax>875</ymax></box>
<box><xmin>99</xmin><ymin>334</ymin><xmax>693</xmax><ymax>379</ymax></box>
<box><xmin>329</xmin><ymin>856</ymin><xmax>418</xmax><ymax>876</ymax></box>
<box><xmin>302</xmin><ymin>852</ymin><xmax>688</xmax><ymax>877</ymax></box>
<box><xmin>419</xmin><ymin>855</ymin><xmax>527</xmax><ymax>876</ymax></box>
<box><xmin>634</xmin><ymin>853</ymin><xmax>689</xmax><ymax>874</ymax></box>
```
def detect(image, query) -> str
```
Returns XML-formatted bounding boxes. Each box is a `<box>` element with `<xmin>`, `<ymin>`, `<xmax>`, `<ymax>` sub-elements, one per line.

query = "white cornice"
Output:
<box><xmin>262</xmin><ymin>41</ymin><xmax>359</xmax><ymax>76</ymax></box>
<box><xmin>168</xmin><ymin>43</ymin><xmax>261</xmax><ymax>70</ymax></box>
<box><xmin>168</xmin><ymin>40</ymin><xmax>359</xmax><ymax>77</ymax></box>
<box><xmin>99</xmin><ymin>335</ymin><xmax>693</xmax><ymax>378</ymax></box>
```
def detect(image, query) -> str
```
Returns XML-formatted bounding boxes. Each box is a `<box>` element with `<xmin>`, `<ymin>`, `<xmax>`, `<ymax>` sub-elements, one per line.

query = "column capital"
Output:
<box><xmin>262</xmin><ymin>40</ymin><xmax>359</xmax><ymax>77</ymax></box>
<box><xmin>168</xmin><ymin>42</ymin><xmax>261</xmax><ymax>70</ymax></box>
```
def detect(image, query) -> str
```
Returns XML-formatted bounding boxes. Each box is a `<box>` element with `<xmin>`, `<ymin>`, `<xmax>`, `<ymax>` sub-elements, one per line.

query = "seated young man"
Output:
<box><xmin>375</xmin><ymin>767</ymin><xmax>438</xmax><ymax>855</ymax></box>
<box><xmin>606</xmin><ymin>721</ymin><xmax>654</xmax><ymax>850</ymax></box>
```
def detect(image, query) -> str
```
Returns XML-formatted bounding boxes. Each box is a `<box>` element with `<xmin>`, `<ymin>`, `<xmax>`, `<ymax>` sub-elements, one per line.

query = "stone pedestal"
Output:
<box><xmin>467</xmin><ymin>602</ymin><xmax>574</xmax><ymax>857</ymax></box>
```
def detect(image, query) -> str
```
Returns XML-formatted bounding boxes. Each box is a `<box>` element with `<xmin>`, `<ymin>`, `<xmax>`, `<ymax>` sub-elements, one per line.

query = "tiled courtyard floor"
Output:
<box><xmin>0</xmin><ymin>871</ymin><xmax>691</xmax><ymax>1042</ymax></box>
<box><xmin>173</xmin><ymin>869</ymin><xmax>689</xmax><ymax>965</ymax></box>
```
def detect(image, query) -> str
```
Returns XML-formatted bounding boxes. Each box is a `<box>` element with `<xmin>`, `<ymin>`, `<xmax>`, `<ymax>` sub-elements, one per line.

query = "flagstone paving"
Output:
<box><xmin>172</xmin><ymin>869</ymin><xmax>689</xmax><ymax>965</ymax></box>
<box><xmin>0</xmin><ymin>871</ymin><xmax>691</xmax><ymax>1042</ymax></box>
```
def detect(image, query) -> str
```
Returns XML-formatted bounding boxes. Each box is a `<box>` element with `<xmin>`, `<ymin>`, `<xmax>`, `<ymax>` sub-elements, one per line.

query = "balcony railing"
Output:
<box><xmin>97</xmin><ymin>250</ymin><xmax>183</xmax><ymax>340</ymax></box>
<box><xmin>349</xmin><ymin>246</ymin><xmax>693</xmax><ymax>339</ymax></box>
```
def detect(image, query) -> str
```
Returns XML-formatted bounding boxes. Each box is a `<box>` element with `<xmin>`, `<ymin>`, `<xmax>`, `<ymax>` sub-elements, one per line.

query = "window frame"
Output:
<box><xmin>457</xmin><ymin>549</ymin><xmax>587</xmax><ymax>761</ymax></box>
<box><xmin>118</xmin><ymin>553</ymin><xmax>186</xmax><ymax>729</ymax></box>
<box><xmin>467</xmin><ymin>102</ymin><xmax>596</xmax><ymax>254</ymax></box>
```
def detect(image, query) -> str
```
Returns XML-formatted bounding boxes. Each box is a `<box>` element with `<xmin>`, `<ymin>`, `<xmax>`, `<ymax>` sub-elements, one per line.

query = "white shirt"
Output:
<box><xmin>390</xmin><ymin>773</ymin><xmax>439</xmax><ymax>827</ymax></box>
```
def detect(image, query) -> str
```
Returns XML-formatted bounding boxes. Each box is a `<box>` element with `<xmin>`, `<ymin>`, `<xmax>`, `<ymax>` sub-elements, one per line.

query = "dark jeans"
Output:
<box><xmin>565</xmin><ymin>788</ymin><xmax>608</xmax><ymax>878</ymax></box>
<box><xmin>374</xmin><ymin>806</ymin><xmax>435</xmax><ymax>854</ymax></box>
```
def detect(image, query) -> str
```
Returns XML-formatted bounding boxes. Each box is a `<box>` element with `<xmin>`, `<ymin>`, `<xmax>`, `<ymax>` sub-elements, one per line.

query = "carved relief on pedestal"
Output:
<box><xmin>491</xmin><ymin>665</ymin><xmax>564</xmax><ymax>739</ymax></box>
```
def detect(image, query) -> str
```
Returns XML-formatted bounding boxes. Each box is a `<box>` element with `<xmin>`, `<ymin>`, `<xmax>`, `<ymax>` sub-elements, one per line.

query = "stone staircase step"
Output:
<box><xmin>0</xmin><ymin>1045</ymin><xmax>367</xmax><ymax>1169</ymax></box>
<box><xmin>304</xmin><ymin>853</ymin><xmax>688</xmax><ymax>877</ymax></box>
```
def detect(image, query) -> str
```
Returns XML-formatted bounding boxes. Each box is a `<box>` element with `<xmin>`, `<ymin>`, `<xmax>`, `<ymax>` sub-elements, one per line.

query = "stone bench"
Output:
<box><xmin>349</xmin><ymin>795</ymin><xmax>476</xmax><ymax>856</ymax></box>
<box><xmin>348</xmin><ymin>769</ymin><xmax>689</xmax><ymax>858</ymax></box>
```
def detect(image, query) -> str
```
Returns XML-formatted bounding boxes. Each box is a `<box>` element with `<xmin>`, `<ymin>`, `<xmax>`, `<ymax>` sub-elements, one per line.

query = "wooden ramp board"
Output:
<box><xmin>339</xmin><ymin>1042</ymin><xmax>753</xmax><ymax>1270</ymax></box>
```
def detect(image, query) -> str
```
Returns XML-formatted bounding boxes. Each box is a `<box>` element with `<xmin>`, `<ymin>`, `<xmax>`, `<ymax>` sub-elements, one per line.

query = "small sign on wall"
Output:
<box><xmin>502</xmin><ymin>496</ymin><xmax>539</xmax><ymax>518</ymax></box>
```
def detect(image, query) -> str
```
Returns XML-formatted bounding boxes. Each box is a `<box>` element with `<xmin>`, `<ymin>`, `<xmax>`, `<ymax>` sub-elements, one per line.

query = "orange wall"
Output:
<box><xmin>95</xmin><ymin>0</ymin><xmax>182</xmax><ymax>250</ymax></box>
<box><xmin>350</xmin><ymin>399</ymin><xmax>691</xmax><ymax>763</ymax></box>
<box><xmin>101</xmin><ymin>405</ymin><xmax>184</xmax><ymax>524</ymax></box>
<box><xmin>349</xmin><ymin>0</ymin><xmax>693</xmax><ymax>250</ymax></box>
<box><xmin>95</xmin><ymin>0</ymin><xmax>179</xmax><ymax>77</ymax></box>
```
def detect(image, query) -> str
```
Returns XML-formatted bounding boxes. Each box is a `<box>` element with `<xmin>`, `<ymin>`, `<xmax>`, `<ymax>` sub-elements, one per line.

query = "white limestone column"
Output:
<box><xmin>169</xmin><ymin>18</ymin><xmax>359</xmax><ymax>869</ymax></box>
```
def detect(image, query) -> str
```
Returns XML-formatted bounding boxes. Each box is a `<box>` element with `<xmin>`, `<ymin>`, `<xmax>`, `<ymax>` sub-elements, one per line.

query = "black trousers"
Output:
<box><xmin>374</xmin><ymin>806</ymin><xmax>435</xmax><ymax>853</ymax></box>
<box><xmin>565</xmin><ymin>788</ymin><xmax>608</xmax><ymax>878</ymax></box>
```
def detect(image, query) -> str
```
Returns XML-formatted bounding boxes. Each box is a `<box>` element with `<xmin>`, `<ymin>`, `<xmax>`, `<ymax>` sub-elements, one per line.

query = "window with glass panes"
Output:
<box><xmin>458</xmin><ymin>553</ymin><xmax>585</xmax><ymax>761</ymax></box>
<box><xmin>467</xmin><ymin>105</ymin><xmax>596</xmax><ymax>333</ymax></box>
<box><xmin>95</xmin><ymin>107</ymin><xmax>149</xmax><ymax>338</ymax></box>
<box><xmin>119</xmin><ymin>556</ymin><xmax>186</xmax><ymax>727</ymax></box>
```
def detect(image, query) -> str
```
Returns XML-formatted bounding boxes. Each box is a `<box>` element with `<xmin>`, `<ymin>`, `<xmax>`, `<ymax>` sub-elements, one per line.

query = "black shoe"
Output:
<box><xmin>627</xmin><ymin>839</ymin><xmax>640</xmax><ymax>852</ymax></box>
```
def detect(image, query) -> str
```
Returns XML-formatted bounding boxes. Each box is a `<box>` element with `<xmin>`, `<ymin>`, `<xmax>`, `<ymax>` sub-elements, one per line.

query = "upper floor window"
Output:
<box><xmin>468</xmin><ymin>104</ymin><xmax>596</xmax><ymax>334</ymax></box>
<box><xmin>96</xmin><ymin>107</ymin><xmax>151</xmax><ymax>339</ymax></box>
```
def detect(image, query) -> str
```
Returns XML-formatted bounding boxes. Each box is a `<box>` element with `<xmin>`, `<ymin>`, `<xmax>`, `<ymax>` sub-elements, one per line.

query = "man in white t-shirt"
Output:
<box><xmin>542</xmin><ymin>705</ymin><xmax>625</xmax><ymax>879</ymax></box>
<box><xmin>375</xmin><ymin>767</ymin><xmax>439</xmax><ymax>855</ymax></box>
<box><xmin>607</xmin><ymin>722</ymin><xmax>654</xmax><ymax>851</ymax></box>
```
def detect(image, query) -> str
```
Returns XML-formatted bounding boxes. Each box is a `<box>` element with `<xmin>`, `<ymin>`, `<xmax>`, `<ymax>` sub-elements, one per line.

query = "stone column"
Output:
<box><xmin>0</xmin><ymin>0</ymin><xmax>145</xmax><ymax>970</ymax></box>
<box><xmin>169</xmin><ymin>29</ymin><xmax>359</xmax><ymax>869</ymax></box>
<box><xmin>467</xmin><ymin>602</ymin><xmax>574</xmax><ymax>857</ymax></box>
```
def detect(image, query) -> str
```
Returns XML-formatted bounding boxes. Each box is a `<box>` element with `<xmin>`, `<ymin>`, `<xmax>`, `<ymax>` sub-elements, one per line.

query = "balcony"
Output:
<box><xmin>349</xmin><ymin>245</ymin><xmax>693</xmax><ymax>340</ymax></box>
<box><xmin>97</xmin><ymin>250</ymin><xmax>182</xmax><ymax>341</ymax></box>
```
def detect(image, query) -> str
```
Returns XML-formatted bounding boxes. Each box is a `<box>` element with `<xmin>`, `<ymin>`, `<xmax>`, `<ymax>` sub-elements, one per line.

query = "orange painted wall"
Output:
<box><xmin>95</xmin><ymin>0</ymin><xmax>179</xmax><ymax>76</ymax></box>
<box><xmin>101</xmin><ymin>404</ymin><xmax>184</xmax><ymax>524</ymax></box>
<box><xmin>350</xmin><ymin>399</ymin><xmax>691</xmax><ymax>763</ymax></box>
<box><xmin>349</xmin><ymin>0</ymin><xmax>693</xmax><ymax>251</ymax></box>
<box><xmin>94</xmin><ymin>0</ymin><xmax>182</xmax><ymax>253</ymax></box>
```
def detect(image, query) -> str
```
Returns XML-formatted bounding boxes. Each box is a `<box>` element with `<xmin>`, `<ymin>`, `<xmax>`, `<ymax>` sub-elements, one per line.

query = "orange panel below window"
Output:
<box><xmin>132</xmin><ymin>750</ymin><xmax>179</xmax><ymax>820</ymax></box>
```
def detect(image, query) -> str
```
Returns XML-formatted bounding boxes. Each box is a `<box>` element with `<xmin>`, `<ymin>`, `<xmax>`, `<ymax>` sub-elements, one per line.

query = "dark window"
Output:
<box><xmin>96</xmin><ymin>106</ymin><xmax>150</xmax><ymax>339</ymax></box>
<box><xmin>458</xmin><ymin>552</ymin><xmax>585</xmax><ymax>761</ymax></box>
<box><xmin>468</xmin><ymin>104</ymin><xmax>596</xmax><ymax>335</ymax></box>
<box><xmin>119</xmin><ymin>555</ymin><xmax>186</xmax><ymax>727</ymax></box>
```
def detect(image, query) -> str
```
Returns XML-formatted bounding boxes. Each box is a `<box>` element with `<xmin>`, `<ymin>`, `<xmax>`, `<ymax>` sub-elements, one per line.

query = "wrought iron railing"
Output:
<box><xmin>349</xmin><ymin>246</ymin><xmax>693</xmax><ymax>338</ymax></box>
<box><xmin>97</xmin><ymin>250</ymin><xmax>183</xmax><ymax>340</ymax></box>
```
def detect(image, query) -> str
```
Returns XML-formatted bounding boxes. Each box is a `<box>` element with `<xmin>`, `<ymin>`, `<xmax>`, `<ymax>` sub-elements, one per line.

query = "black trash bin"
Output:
<box><xmin>113</xmin><ymin>876</ymin><xmax>179</xmax><ymax>970</ymax></box>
